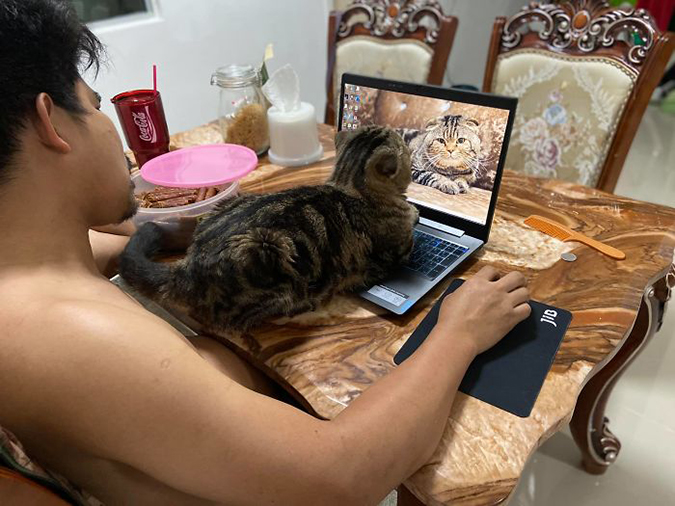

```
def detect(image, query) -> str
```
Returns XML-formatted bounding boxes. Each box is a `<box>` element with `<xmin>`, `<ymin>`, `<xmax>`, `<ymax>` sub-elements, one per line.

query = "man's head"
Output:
<box><xmin>0</xmin><ymin>0</ymin><xmax>137</xmax><ymax>226</ymax></box>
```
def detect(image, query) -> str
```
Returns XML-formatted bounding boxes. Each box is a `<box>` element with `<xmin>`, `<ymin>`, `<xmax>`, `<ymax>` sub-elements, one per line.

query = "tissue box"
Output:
<box><xmin>267</xmin><ymin>102</ymin><xmax>323</xmax><ymax>167</ymax></box>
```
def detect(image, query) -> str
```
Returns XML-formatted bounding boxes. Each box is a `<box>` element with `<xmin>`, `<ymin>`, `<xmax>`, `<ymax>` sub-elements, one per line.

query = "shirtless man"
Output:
<box><xmin>0</xmin><ymin>1</ymin><xmax>531</xmax><ymax>505</ymax></box>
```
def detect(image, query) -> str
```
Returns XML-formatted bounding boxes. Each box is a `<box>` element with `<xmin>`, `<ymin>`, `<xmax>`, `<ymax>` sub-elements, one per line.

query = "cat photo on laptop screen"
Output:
<box><xmin>342</xmin><ymin>82</ymin><xmax>510</xmax><ymax>226</ymax></box>
<box><xmin>339</xmin><ymin>74</ymin><xmax>517</xmax><ymax>314</ymax></box>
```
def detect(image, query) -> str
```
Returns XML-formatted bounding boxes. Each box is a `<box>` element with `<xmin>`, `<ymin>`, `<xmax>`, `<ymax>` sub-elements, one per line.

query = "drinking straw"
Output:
<box><xmin>153</xmin><ymin>64</ymin><xmax>157</xmax><ymax>93</ymax></box>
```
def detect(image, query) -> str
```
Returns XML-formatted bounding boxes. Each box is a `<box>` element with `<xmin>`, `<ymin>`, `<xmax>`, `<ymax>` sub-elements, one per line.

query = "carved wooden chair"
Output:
<box><xmin>482</xmin><ymin>0</ymin><xmax>675</xmax><ymax>192</ymax></box>
<box><xmin>325</xmin><ymin>0</ymin><xmax>458</xmax><ymax>125</ymax></box>
<box><xmin>0</xmin><ymin>426</ymin><xmax>97</xmax><ymax>505</ymax></box>
<box><xmin>0</xmin><ymin>469</ymin><xmax>71</xmax><ymax>506</ymax></box>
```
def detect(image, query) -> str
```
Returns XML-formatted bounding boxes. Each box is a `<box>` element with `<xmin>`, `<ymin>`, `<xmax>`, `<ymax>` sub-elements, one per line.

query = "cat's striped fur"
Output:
<box><xmin>119</xmin><ymin>126</ymin><xmax>419</xmax><ymax>331</ymax></box>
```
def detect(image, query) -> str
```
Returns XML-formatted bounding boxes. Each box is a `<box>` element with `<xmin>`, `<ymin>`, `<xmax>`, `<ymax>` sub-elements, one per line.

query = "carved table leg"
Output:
<box><xmin>570</xmin><ymin>275</ymin><xmax>672</xmax><ymax>474</ymax></box>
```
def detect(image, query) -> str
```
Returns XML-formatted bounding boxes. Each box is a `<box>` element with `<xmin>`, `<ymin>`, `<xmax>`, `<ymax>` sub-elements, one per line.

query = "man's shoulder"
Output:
<box><xmin>43</xmin><ymin>293</ymin><xmax>172</xmax><ymax>336</ymax></box>
<box><xmin>4</xmin><ymin>283</ymin><xmax>172</xmax><ymax>344</ymax></box>
<box><xmin>0</xmin><ymin>278</ymin><xmax>190</xmax><ymax>385</ymax></box>
<box><xmin>0</xmin><ymin>278</ymin><xmax>205</xmax><ymax>437</ymax></box>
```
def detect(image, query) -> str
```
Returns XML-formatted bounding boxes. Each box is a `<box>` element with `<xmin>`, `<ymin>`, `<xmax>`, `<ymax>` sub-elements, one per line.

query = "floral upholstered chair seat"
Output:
<box><xmin>492</xmin><ymin>49</ymin><xmax>636</xmax><ymax>187</ymax></box>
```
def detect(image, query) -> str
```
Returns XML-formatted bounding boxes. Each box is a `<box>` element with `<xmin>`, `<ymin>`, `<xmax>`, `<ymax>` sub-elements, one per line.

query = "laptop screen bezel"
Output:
<box><xmin>338</xmin><ymin>73</ymin><xmax>517</xmax><ymax>243</ymax></box>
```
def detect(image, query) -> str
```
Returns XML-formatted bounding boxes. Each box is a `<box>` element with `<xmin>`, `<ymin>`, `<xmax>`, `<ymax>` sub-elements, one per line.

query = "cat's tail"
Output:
<box><xmin>119</xmin><ymin>222</ymin><xmax>177</xmax><ymax>299</ymax></box>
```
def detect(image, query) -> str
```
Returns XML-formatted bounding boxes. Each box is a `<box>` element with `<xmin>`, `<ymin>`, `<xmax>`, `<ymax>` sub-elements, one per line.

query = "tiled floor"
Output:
<box><xmin>510</xmin><ymin>105</ymin><xmax>675</xmax><ymax>505</ymax></box>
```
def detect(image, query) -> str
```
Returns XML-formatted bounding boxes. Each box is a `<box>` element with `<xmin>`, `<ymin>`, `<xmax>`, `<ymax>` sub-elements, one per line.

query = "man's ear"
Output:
<box><xmin>366</xmin><ymin>147</ymin><xmax>398</xmax><ymax>178</ymax></box>
<box><xmin>32</xmin><ymin>93</ymin><xmax>72</xmax><ymax>154</ymax></box>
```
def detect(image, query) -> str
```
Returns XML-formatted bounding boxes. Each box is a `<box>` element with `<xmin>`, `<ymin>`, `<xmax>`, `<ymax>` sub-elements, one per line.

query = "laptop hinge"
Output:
<box><xmin>419</xmin><ymin>217</ymin><xmax>465</xmax><ymax>238</ymax></box>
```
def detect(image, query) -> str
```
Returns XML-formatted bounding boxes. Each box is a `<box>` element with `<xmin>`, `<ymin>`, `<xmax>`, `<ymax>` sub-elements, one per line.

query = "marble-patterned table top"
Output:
<box><xmin>160</xmin><ymin>122</ymin><xmax>675</xmax><ymax>505</ymax></box>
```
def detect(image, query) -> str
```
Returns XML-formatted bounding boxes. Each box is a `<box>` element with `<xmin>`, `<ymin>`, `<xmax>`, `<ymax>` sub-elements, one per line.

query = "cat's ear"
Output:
<box><xmin>465</xmin><ymin>118</ymin><xmax>481</xmax><ymax>129</ymax></box>
<box><xmin>366</xmin><ymin>147</ymin><xmax>399</xmax><ymax>178</ymax></box>
<box><xmin>424</xmin><ymin>116</ymin><xmax>446</xmax><ymax>130</ymax></box>
<box><xmin>335</xmin><ymin>130</ymin><xmax>357</xmax><ymax>152</ymax></box>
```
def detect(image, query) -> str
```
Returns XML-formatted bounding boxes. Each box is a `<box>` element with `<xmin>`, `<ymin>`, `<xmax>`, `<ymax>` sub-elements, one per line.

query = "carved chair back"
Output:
<box><xmin>482</xmin><ymin>0</ymin><xmax>674</xmax><ymax>192</ymax></box>
<box><xmin>325</xmin><ymin>0</ymin><xmax>458</xmax><ymax>125</ymax></box>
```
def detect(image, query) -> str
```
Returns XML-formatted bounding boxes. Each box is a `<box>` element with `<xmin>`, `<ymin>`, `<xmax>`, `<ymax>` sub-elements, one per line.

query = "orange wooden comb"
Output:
<box><xmin>524</xmin><ymin>215</ymin><xmax>625</xmax><ymax>260</ymax></box>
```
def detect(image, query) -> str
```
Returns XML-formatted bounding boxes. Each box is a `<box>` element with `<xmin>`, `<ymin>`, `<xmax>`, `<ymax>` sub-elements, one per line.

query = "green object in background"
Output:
<box><xmin>598</xmin><ymin>3</ymin><xmax>644</xmax><ymax>45</ymax></box>
<box><xmin>260</xmin><ymin>62</ymin><xmax>269</xmax><ymax>86</ymax></box>
<box><xmin>633</xmin><ymin>31</ymin><xmax>647</xmax><ymax>45</ymax></box>
<box><xmin>605</xmin><ymin>0</ymin><xmax>645</xmax><ymax>46</ymax></box>
<box><xmin>661</xmin><ymin>89</ymin><xmax>675</xmax><ymax>115</ymax></box>
<box><xmin>260</xmin><ymin>44</ymin><xmax>274</xmax><ymax>86</ymax></box>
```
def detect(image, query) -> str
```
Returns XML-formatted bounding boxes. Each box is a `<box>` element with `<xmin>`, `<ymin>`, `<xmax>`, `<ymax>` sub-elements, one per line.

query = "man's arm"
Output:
<box><xmin>89</xmin><ymin>220</ymin><xmax>135</xmax><ymax>276</ymax></box>
<box><xmin>328</xmin><ymin>267</ymin><xmax>531</xmax><ymax>499</ymax></box>
<box><xmin>89</xmin><ymin>219</ymin><xmax>197</xmax><ymax>277</ymax></box>
<box><xmin>8</xmin><ymin>267</ymin><xmax>528</xmax><ymax>506</ymax></box>
<box><xmin>89</xmin><ymin>229</ymin><xmax>130</xmax><ymax>277</ymax></box>
<box><xmin>91</xmin><ymin>221</ymin><xmax>136</xmax><ymax>236</ymax></box>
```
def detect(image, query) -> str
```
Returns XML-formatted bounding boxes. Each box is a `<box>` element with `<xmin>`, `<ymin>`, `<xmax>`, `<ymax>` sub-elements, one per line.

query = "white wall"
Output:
<box><xmin>90</xmin><ymin>0</ymin><xmax>524</xmax><ymax>145</ymax></box>
<box><xmin>89</xmin><ymin>0</ymin><xmax>333</xmax><ymax>145</ymax></box>
<box><xmin>439</xmin><ymin>0</ymin><xmax>524</xmax><ymax>88</ymax></box>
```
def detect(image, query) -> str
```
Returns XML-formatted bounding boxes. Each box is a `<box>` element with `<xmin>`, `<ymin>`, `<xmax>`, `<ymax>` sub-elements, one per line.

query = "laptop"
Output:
<box><xmin>338</xmin><ymin>73</ymin><xmax>517</xmax><ymax>314</ymax></box>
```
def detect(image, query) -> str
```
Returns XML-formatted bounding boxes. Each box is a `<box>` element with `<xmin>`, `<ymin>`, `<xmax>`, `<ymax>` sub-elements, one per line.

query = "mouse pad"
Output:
<box><xmin>394</xmin><ymin>279</ymin><xmax>572</xmax><ymax>417</ymax></box>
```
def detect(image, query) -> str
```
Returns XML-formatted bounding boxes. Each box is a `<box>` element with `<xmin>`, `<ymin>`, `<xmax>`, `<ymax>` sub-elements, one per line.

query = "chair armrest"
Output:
<box><xmin>0</xmin><ymin>467</ymin><xmax>72</xmax><ymax>505</ymax></box>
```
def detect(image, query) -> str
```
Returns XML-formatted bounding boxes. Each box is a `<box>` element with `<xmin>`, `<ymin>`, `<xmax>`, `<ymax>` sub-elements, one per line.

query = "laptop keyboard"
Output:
<box><xmin>407</xmin><ymin>230</ymin><xmax>469</xmax><ymax>280</ymax></box>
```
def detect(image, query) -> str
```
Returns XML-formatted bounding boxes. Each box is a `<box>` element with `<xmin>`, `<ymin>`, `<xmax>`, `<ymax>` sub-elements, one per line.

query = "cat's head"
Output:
<box><xmin>419</xmin><ymin>115</ymin><xmax>482</xmax><ymax>176</ymax></box>
<box><xmin>331</xmin><ymin>126</ymin><xmax>412</xmax><ymax>196</ymax></box>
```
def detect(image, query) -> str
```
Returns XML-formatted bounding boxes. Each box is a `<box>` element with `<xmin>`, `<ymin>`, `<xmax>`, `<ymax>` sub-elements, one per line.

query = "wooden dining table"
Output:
<box><xmin>157</xmin><ymin>121</ymin><xmax>675</xmax><ymax>505</ymax></box>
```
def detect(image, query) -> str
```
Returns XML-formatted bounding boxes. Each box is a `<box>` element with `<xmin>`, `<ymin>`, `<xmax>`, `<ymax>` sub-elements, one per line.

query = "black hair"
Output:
<box><xmin>0</xmin><ymin>0</ymin><xmax>104</xmax><ymax>182</ymax></box>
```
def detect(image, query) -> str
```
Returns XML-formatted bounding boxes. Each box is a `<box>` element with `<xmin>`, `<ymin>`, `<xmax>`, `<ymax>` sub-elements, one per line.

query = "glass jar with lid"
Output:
<box><xmin>211</xmin><ymin>64</ymin><xmax>270</xmax><ymax>155</ymax></box>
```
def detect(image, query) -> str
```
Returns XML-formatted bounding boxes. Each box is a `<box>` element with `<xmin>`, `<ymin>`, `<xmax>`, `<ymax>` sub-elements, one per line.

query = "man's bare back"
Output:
<box><xmin>0</xmin><ymin>254</ymin><xmax>278</xmax><ymax>504</ymax></box>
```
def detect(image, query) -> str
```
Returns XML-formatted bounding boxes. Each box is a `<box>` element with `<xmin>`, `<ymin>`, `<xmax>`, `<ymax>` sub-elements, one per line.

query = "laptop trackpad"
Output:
<box><xmin>366</xmin><ymin>267</ymin><xmax>427</xmax><ymax>305</ymax></box>
<box><xmin>366</xmin><ymin>285</ymin><xmax>410</xmax><ymax>307</ymax></box>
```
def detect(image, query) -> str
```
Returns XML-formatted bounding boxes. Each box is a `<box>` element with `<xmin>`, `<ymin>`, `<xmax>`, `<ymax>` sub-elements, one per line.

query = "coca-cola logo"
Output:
<box><xmin>132</xmin><ymin>107</ymin><xmax>157</xmax><ymax>143</ymax></box>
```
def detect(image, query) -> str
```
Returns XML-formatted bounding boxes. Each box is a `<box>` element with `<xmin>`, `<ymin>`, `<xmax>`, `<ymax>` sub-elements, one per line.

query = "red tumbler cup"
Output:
<box><xmin>111</xmin><ymin>90</ymin><xmax>170</xmax><ymax>167</ymax></box>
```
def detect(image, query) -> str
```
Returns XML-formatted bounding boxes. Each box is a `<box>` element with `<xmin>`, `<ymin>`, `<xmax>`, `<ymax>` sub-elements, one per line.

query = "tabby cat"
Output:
<box><xmin>119</xmin><ymin>126</ymin><xmax>419</xmax><ymax>331</ymax></box>
<box><xmin>399</xmin><ymin>114</ymin><xmax>488</xmax><ymax>195</ymax></box>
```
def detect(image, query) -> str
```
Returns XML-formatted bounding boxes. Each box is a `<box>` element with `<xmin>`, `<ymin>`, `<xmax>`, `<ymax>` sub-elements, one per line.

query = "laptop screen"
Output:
<box><xmin>341</xmin><ymin>83</ymin><xmax>511</xmax><ymax>226</ymax></box>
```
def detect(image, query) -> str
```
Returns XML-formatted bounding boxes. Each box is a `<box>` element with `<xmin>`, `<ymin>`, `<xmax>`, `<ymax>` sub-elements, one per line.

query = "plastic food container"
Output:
<box><xmin>131</xmin><ymin>172</ymin><xmax>239</xmax><ymax>228</ymax></box>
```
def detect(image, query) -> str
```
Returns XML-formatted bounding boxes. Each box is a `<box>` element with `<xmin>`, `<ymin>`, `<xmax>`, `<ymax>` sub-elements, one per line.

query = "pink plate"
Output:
<box><xmin>140</xmin><ymin>144</ymin><xmax>258</xmax><ymax>188</ymax></box>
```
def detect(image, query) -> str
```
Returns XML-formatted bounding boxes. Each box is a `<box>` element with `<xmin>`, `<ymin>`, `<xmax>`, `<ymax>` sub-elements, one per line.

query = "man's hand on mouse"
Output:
<box><xmin>436</xmin><ymin>266</ymin><xmax>531</xmax><ymax>355</ymax></box>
